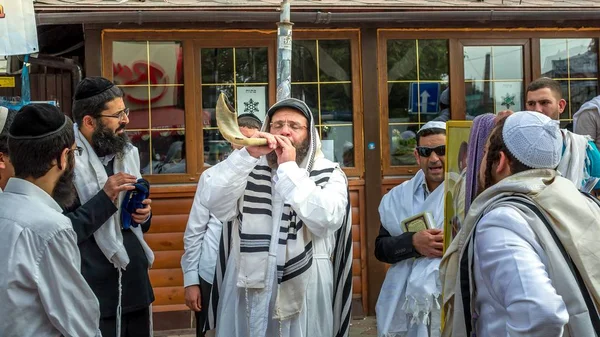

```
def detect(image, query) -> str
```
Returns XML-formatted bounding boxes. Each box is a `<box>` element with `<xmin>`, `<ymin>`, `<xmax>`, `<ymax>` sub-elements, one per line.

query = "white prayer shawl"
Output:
<box><xmin>557</xmin><ymin>129</ymin><xmax>597</xmax><ymax>192</ymax></box>
<box><xmin>73</xmin><ymin>123</ymin><xmax>154</xmax><ymax>270</ymax></box>
<box><xmin>376</xmin><ymin>170</ymin><xmax>445</xmax><ymax>337</ymax></box>
<box><xmin>573</xmin><ymin>95</ymin><xmax>600</xmax><ymax>130</ymax></box>
<box><xmin>442</xmin><ymin>170</ymin><xmax>600</xmax><ymax>337</ymax></box>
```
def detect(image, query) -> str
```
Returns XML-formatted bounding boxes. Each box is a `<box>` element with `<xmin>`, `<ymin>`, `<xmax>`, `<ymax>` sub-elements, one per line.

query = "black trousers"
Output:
<box><xmin>195</xmin><ymin>278</ymin><xmax>212</xmax><ymax>337</ymax></box>
<box><xmin>99</xmin><ymin>307</ymin><xmax>151</xmax><ymax>337</ymax></box>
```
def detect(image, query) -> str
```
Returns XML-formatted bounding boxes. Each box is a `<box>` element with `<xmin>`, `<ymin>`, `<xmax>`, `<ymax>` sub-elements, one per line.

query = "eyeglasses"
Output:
<box><xmin>68</xmin><ymin>146</ymin><xmax>84</xmax><ymax>156</ymax></box>
<box><xmin>269</xmin><ymin>120</ymin><xmax>308</xmax><ymax>132</ymax></box>
<box><xmin>416</xmin><ymin>145</ymin><xmax>446</xmax><ymax>157</ymax></box>
<box><xmin>99</xmin><ymin>108</ymin><xmax>130</xmax><ymax>121</ymax></box>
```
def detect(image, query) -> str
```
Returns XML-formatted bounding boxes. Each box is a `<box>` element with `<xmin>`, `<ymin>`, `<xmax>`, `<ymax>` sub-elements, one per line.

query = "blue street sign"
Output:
<box><xmin>409</xmin><ymin>82</ymin><xmax>440</xmax><ymax>114</ymax></box>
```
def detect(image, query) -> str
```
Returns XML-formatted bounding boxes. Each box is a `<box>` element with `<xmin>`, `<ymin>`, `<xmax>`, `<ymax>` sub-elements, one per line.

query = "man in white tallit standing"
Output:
<box><xmin>445</xmin><ymin>111</ymin><xmax>600</xmax><ymax>337</ymax></box>
<box><xmin>65</xmin><ymin>77</ymin><xmax>154</xmax><ymax>337</ymax></box>
<box><xmin>182</xmin><ymin>113</ymin><xmax>262</xmax><ymax>337</ymax></box>
<box><xmin>375</xmin><ymin>121</ymin><xmax>446</xmax><ymax>337</ymax></box>
<box><xmin>0</xmin><ymin>104</ymin><xmax>101</xmax><ymax>336</ymax></box>
<box><xmin>200</xmin><ymin>98</ymin><xmax>353</xmax><ymax>337</ymax></box>
<box><xmin>0</xmin><ymin>106</ymin><xmax>17</xmax><ymax>191</ymax></box>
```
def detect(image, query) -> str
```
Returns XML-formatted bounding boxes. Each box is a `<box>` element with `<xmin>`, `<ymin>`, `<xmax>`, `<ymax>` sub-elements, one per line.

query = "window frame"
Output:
<box><xmin>102</xmin><ymin>29</ymin><xmax>364</xmax><ymax>184</ymax></box>
<box><xmin>379</xmin><ymin>29</ymin><xmax>600</xmax><ymax>177</ymax></box>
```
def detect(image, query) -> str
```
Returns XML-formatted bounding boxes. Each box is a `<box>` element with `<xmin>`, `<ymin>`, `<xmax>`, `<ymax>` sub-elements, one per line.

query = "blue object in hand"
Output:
<box><xmin>121</xmin><ymin>178</ymin><xmax>150</xmax><ymax>230</ymax></box>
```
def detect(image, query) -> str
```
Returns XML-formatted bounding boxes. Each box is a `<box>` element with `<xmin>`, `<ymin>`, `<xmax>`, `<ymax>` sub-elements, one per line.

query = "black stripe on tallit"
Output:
<box><xmin>253</xmin><ymin>165</ymin><xmax>272</xmax><ymax>173</ymax></box>
<box><xmin>282</xmin><ymin>244</ymin><xmax>314</xmax><ymax>282</ymax></box>
<box><xmin>248</xmin><ymin>171</ymin><xmax>271</xmax><ymax>182</ymax></box>
<box><xmin>243</xmin><ymin>195</ymin><xmax>272</xmax><ymax>205</ymax></box>
<box><xmin>314</xmin><ymin>177</ymin><xmax>330</xmax><ymax>186</ymax></box>
<box><xmin>242</xmin><ymin>207</ymin><xmax>272</xmax><ymax>216</ymax></box>
<box><xmin>239</xmin><ymin>233</ymin><xmax>272</xmax><ymax>241</ymax></box>
<box><xmin>333</xmin><ymin>193</ymin><xmax>352</xmax><ymax>337</ymax></box>
<box><xmin>240</xmin><ymin>246</ymin><xmax>270</xmax><ymax>253</ymax></box>
<box><xmin>282</xmin><ymin>241</ymin><xmax>313</xmax><ymax>270</ymax></box>
<box><xmin>309</xmin><ymin>167</ymin><xmax>335</xmax><ymax>177</ymax></box>
<box><xmin>245</xmin><ymin>181</ymin><xmax>271</xmax><ymax>194</ymax></box>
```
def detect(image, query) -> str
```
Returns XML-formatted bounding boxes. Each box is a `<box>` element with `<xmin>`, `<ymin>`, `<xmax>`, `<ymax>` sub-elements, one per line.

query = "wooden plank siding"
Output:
<box><xmin>147</xmin><ymin>180</ymin><xmax>367</xmax><ymax>323</ymax></box>
<box><xmin>0</xmin><ymin>73</ymin><xmax>73</xmax><ymax>116</ymax></box>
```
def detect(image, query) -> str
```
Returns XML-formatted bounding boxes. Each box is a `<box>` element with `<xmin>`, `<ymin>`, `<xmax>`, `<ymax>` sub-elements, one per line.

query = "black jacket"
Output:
<box><xmin>374</xmin><ymin>225</ymin><xmax>420</xmax><ymax>264</ymax></box>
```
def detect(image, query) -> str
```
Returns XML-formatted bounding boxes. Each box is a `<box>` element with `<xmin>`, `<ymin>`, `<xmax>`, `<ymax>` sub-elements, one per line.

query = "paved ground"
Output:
<box><xmin>158</xmin><ymin>316</ymin><xmax>377</xmax><ymax>337</ymax></box>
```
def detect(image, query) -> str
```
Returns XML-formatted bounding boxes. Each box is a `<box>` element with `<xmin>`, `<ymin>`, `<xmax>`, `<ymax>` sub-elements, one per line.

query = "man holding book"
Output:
<box><xmin>375</xmin><ymin>121</ymin><xmax>446</xmax><ymax>337</ymax></box>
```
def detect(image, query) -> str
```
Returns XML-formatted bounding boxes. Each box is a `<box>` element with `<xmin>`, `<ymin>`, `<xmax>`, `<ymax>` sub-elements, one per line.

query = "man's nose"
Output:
<box><xmin>279</xmin><ymin>124</ymin><xmax>292</xmax><ymax>136</ymax></box>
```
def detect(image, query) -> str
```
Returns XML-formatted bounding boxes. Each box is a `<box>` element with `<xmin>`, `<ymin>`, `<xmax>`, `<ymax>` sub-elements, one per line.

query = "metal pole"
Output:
<box><xmin>276</xmin><ymin>0</ymin><xmax>293</xmax><ymax>101</ymax></box>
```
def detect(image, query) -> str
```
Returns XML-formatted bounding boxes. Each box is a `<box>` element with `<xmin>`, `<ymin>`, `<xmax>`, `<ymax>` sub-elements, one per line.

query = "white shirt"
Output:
<box><xmin>0</xmin><ymin>178</ymin><xmax>101</xmax><ymax>337</ymax></box>
<box><xmin>182</xmin><ymin>167</ymin><xmax>223</xmax><ymax>285</ymax></box>
<box><xmin>473</xmin><ymin>207</ymin><xmax>569</xmax><ymax>337</ymax></box>
<box><xmin>199</xmin><ymin>148</ymin><xmax>348</xmax><ymax>337</ymax></box>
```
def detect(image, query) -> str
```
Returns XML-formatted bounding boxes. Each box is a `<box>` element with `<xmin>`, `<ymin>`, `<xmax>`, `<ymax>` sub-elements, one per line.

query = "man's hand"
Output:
<box><xmin>132</xmin><ymin>199</ymin><xmax>152</xmax><ymax>224</ymax></box>
<box><xmin>274</xmin><ymin>135</ymin><xmax>296</xmax><ymax>165</ymax></box>
<box><xmin>103</xmin><ymin>172</ymin><xmax>137</xmax><ymax>201</ymax></box>
<box><xmin>412</xmin><ymin>228</ymin><xmax>444</xmax><ymax>258</ymax></box>
<box><xmin>246</xmin><ymin>132</ymin><xmax>278</xmax><ymax>158</ymax></box>
<box><xmin>185</xmin><ymin>285</ymin><xmax>202</xmax><ymax>312</ymax></box>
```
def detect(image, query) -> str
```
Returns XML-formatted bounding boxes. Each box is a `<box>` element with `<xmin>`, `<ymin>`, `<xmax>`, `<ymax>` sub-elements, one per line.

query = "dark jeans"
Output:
<box><xmin>99</xmin><ymin>307</ymin><xmax>151</xmax><ymax>337</ymax></box>
<box><xmin>195</xmin><ymin>278</ymin><xmax>212</xmax><ymax>337</ymax></box>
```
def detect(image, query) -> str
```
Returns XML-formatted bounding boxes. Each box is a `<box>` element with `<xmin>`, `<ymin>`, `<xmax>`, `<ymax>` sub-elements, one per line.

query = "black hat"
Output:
<box><xmin>237</xmin><ymin>113</ymin><xmax>263</xmax><ymax>125</ymax></box>
<box><xmin>9</xmin><ymin>104</ymin><xmax>67</xmax><ymax>140</ymax></box>
<box><xmin>74</xmin><ymin>77</ymin><xmax>115</xmax><ymax>101</ymax></box>
<box><xmin>266</xmin><ymin>98</ymin><xmax>312</xmax><ymax>121</ymax></box>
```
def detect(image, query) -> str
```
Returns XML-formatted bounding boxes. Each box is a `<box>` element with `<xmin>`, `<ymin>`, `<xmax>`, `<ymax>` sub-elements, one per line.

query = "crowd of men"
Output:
<box><xmin>0</xmin><ymin>75</ymin><xmax>599</xmax><ymax>337</ymax></box>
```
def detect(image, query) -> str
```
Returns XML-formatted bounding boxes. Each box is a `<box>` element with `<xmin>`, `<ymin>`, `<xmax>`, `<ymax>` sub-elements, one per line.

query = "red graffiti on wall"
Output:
<box><xmin>113</xmin><ymin>61</ymin><xmax>169</xmax><ymax>104</ymax></box>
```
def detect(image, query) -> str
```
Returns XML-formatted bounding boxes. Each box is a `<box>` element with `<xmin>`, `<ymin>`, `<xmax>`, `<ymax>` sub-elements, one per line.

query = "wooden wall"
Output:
<box><xmin>147</xmin><ymin>180</ymin><xmax>367</xmax><ymax>330</ymax></box>
<box><xmin>0</xmin><ymin>73</ymin><xmax>73</xmax><ymax>115</ymax></box>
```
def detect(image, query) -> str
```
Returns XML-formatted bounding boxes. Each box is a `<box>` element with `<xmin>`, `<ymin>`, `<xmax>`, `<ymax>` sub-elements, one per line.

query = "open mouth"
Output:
<box><xmin>429</xmin><ymin>166</ymin><xmax>443</xmax><ymax>174</ymax></box>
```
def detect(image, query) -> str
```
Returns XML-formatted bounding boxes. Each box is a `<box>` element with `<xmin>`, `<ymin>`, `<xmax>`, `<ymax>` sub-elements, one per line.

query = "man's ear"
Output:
<box><xmin>558</xmin><ymin>98</ymin><xmax>567</xmax><ymax>114</ymax></box>
<box><xmin>58</xmin><ymin>148</ymin><xmax>69</xmax><ymax>171</ymax></box>
<box><xmin>82</xmin><ymin>115</ymin><xmax>96</xmax><ymax>131</ymax></box>
<box><xmin>0</xmin><ymin>152</ymin><xmax>6</xmax><ymax>169</ymax></box>
<box><xmin>414</xmin><ymin>148</ymin><xmax>421</xmax><ymax>166</ymax></box>
<box><xmin>496</xmin><ymin>150</ymin><xmax>512</xmax><ymax>176</ymax></box>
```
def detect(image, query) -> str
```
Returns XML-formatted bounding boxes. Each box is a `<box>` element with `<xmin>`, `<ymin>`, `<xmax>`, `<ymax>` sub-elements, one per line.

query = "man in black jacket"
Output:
<box><xmin>65</xmin><ymin>77</ymin><xmax>154</xmax><ymax>337</ymax></box>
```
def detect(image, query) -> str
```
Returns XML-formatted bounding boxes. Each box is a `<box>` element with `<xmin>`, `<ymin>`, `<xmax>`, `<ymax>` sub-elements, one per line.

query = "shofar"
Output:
<box><xmin>216</xmin><ymin>92</ymin><xmax>267</xmax><ymax>147</ymax></box>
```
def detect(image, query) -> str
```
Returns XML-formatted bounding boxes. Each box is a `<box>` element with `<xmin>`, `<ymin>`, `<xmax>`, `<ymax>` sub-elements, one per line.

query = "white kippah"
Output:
<box><xmin>502</xmin><ymin>111</ymin><xmax>562</xmax><ymax>169</ymax></box>
<box><xmin>0</xmin><ymin>106</ymin><xmax>8</xmax><ymax>132</ymax></box>
<box><xmin>418</xmin><ymin>121</ymin><xmax>446</xmax><ymax>133</ymax></box>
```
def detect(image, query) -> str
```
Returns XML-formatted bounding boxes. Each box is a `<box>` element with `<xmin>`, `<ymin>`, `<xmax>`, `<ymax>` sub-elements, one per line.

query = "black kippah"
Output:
<box><xmin>9</xmin><ymin>104</ymin><xmax>67</xmax><ymax>140</ymax></box>
<box><xmin>73</xmin><ymin>77</ymin><xmax>115</xmax><ymax>101</ymax></box>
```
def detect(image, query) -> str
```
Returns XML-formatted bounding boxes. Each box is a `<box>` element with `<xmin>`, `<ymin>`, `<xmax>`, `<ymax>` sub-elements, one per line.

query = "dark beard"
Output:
<box><xmin>266</xmin><ymin>138</ymin><xmax>310</xmax><ymax>169</ymax></box>
<box><xmin>91</xmin><ymin>121</ymin><xmax>130</xmax><ymax>158</ymax></box>
<box><xmin>52</xmin><ymin>153</ymin><xmax>77</xmax><ymax>209</ymax></box>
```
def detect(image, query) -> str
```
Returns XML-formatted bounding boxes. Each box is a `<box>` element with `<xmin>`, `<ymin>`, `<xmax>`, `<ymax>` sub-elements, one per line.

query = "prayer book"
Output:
<box><xmin>401</xmin><ymin>212</ymin><xmax>434</xmax><ymax>233</ymax></box>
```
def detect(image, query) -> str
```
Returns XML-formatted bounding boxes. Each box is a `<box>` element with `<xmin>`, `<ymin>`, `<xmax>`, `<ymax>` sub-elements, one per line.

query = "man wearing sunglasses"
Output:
<box><xmin>376</xmin><ymin>121</ymin><xmax>447</xmax><ymax>337</ymax></box>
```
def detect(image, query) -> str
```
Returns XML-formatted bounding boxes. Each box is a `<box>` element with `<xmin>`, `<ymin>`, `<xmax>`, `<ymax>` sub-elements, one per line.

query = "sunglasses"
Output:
<box><xmin>416</xmin><ymin>145</ymin><xmax>446</xmax><ymax>157</ymax></box>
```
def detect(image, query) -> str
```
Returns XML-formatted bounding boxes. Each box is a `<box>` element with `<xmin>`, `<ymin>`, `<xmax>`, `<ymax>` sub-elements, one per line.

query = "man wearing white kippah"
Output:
<box><xmin>376</xmin><ymin>120</ymin><xmax>447</xmax><ymax>337</ymax></box>
<box><xmin>443</xmin><ymin>111</ymin><xmax>600</xmax><ymax>337</ymax></box>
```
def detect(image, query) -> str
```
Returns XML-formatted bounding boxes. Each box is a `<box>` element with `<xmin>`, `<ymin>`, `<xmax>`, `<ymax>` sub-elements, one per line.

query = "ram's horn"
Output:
<box><xmin>216</xmin><ymin>92</ymin><xmax>267</xmax><ymax>147</ymax></box>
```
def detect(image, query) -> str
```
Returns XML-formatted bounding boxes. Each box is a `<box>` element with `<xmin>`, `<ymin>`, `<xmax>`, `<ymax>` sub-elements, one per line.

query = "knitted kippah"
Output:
<box><xmin>9</xmin><ymin>104</ymin><xmax>67</xmax><ymax>140</ymax></box>
<box><xmin>73</xmin><ymin>77</ymin><xmax>115</xmax><ymax>101</ymax></box>
<box><xmin>502</xmin><ymin>111</ymin><xmax>562</xmax><ymax>169</ymax></box>
<box><xmin>418</xmin><ymin>121</ymin><xmax>446</xmax><ymax>134</ymax></box>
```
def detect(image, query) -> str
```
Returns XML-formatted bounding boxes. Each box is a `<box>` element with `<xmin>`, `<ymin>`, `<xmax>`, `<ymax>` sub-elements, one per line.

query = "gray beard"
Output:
<box><xmin>267</xmin><ymin>138</ymin><xmax>310</xmax><ymax>169</ymax></box>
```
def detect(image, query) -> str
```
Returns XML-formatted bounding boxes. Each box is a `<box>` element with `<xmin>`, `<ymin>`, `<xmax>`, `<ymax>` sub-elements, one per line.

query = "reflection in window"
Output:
<box><xmin>386</xmin><ymin>39</ymin><xmax>449</xmax><ymax>166</ymax></box>
<box><xmin>200</xmin><ymin>47</ymin><xmax>269</xmax><ymax>166</ymax></box>
<box><xmin>291</xmin><ymin>39</ymin><xmax>355</xmax><ymax>167</ymax></box>
<box><xmin>112</xmin><ymin>41</ymin><xmax>185</xmax><ymax>175</ymax></box>
<box><xmin>464</xmin><ymin>45</ymin><xmax>524</xmax><ymax>119</ymax></box>
<box><xmin>540</xmin><ymin>38</ymin><xmax>598</xmax><ymax>121</ymax></box>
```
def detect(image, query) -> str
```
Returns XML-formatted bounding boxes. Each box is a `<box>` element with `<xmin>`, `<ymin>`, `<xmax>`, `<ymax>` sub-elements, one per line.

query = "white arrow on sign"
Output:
<box><xmin>420</xmin><ymin>90</ymin><xmax>430</xmax><ymax>113</ymax></box>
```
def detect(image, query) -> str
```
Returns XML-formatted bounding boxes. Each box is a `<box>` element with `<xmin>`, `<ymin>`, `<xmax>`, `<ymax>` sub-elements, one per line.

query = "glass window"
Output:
<box><xmin>540</xmin><ymin>38</ymin><xmax>598</xmax><ymax>123</ymax></box>
<box><xmin>112</xmin><ymin>41</ymin><xmax>185</xmax><ymax>175</ymax></box>
<box><xmin>200</xmin><ymin>47</ymin><xmax>269</xmax><ymax>166</ymax></box>
<box><xmin>386</xmin><ymin>39</ymin><xmax>449</xmax><ymax>166</ymax></box>
<box><xmin>464</xmin><ymin>45</ymin><xmax>524</xmax><ymax>119</ymax></box>
<box><xmin>0</xmin><ymin>56</ymin><xmax>7</xmax><ymax>73</ymax></box>
<box><xmin>291</xmin><ymin>39</ymin><xmax>355</xmax><ymax>167</ymax></box>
